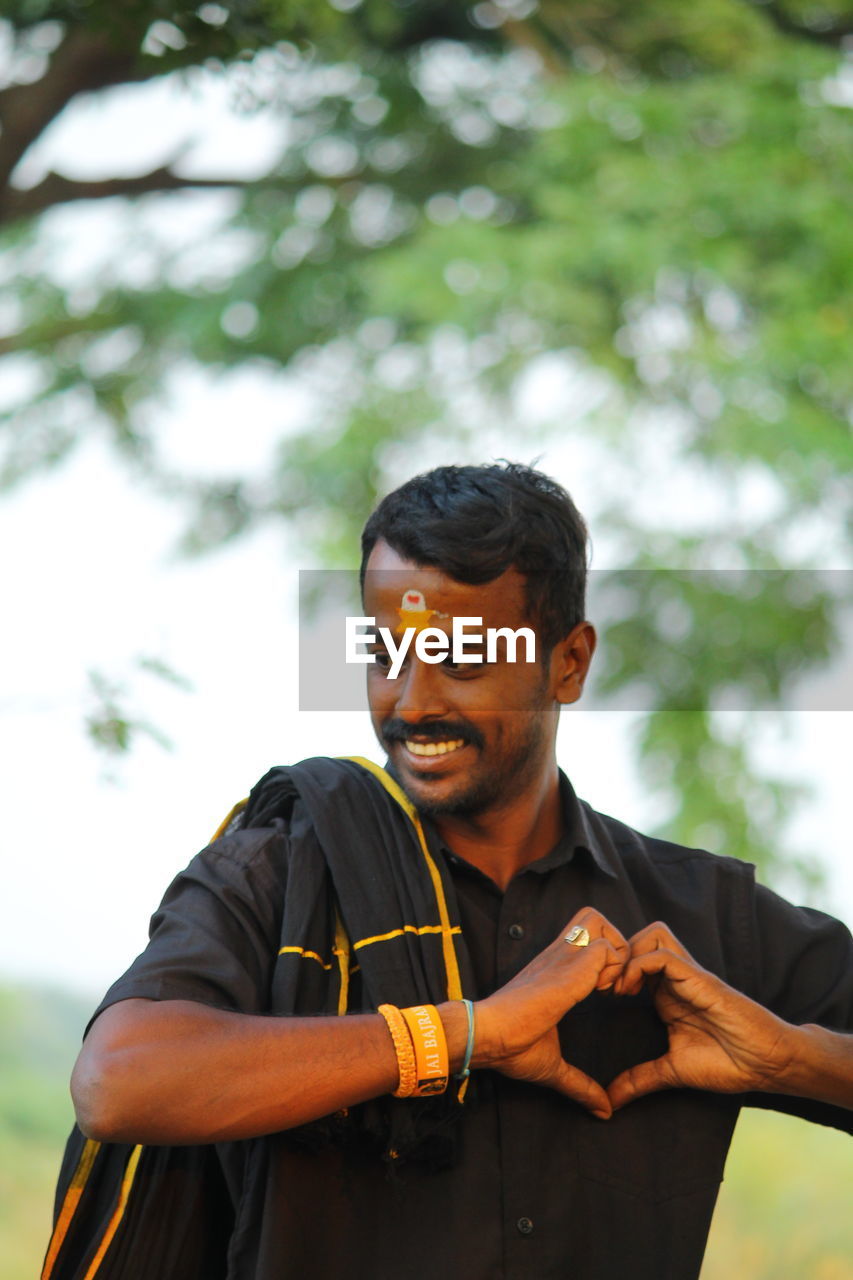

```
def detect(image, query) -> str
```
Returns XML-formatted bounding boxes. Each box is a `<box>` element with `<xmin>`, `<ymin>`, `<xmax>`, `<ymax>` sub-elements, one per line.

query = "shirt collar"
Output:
<box><xmin>559</xmin><ymin>770</ymin><xmax>620</xmax><ymax>880</ymax></box>
<box><xmin>522</xmin><ymin>770</ymin><xmax>619</xmax><ymax>880</ymax></box>
<box><xmin>426</xmin><ymin>769</ymin><xmax>620</xmax><ymax>881</ymax></box>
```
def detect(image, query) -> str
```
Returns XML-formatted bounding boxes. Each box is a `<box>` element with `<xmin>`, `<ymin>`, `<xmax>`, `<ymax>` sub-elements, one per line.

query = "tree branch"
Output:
<box><xmin>752</xmin><ymin>1</ymin><xmax>853</xmax><ymax>49</ymax></box>
<box><xmin>0</xmin><ymin>166</ymin><xmax>250</xmax><ymax>224</ymax></box>
<box><xmin>0</xmin><ymin>24</ymin><xmax>157</xmax><ymax>188</ymax></box>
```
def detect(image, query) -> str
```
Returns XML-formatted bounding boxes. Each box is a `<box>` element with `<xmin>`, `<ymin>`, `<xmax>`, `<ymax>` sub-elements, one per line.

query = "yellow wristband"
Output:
<box><xmin>378</xmin><ymin>1004</ymin><xmax>417</xmax><ymax>1098</ymax></box>
<box><xmin>400</xmin><ymin>1004</ymin><xmax>449</xmax><ymax>1097</ymax></box>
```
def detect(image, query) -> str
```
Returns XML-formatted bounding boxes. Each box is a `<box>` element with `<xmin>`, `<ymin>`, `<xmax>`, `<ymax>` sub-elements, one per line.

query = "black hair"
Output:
<box><xmin>360</xmin><ymin>462</ymin><xmax>589</xmax><ymax>649</ymax></box>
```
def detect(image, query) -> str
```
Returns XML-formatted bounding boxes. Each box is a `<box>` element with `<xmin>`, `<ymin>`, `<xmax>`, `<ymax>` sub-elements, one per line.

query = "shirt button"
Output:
<box><xmin>517</xmin><ymin>1217</ymin><xmax>534</xmax><ymax>1236</ymax></box>
<box><xmin>508</xmin><ymin>923</ymin><xmax>525</xmax><ymax>940</ymax></box>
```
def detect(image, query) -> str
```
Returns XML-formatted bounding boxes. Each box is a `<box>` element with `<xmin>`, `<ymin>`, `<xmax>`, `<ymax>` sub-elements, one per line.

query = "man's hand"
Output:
<box><xmin>606</xmin><ymin>922</ymin><xmax>804</xmax><ymax>1110</ymax></box>
<box><xmin>76</xmin><ymin>913</ymin><xmax>850</xmax><ymax>1145</ymax></box>
<box><xmin>472</xmin><ymin>908</ymin><xmax>628</xmax><ymax>1119</ymax></box>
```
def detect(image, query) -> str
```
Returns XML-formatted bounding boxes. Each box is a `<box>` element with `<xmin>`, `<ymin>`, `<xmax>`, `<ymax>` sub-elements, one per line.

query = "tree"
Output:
<box><xmin>2</xmin><ymin>0</ymin><xmax>851</xmax><ymax>886</ymax></box>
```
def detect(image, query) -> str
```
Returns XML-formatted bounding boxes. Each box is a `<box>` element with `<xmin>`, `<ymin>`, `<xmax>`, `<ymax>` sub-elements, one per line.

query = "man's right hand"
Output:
<box><xmin>464</xmin><ymin>908</ymin><xmax>628</xmax><ymax>1119</ymax></box>
<box><xmin>74</xmin><ymin>907</ymin><xmax>626</xmax><ymax>1144</ymax></box>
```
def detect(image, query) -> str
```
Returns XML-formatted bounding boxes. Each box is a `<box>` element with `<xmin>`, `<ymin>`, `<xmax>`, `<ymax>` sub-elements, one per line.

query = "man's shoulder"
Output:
<box><xmin>206</xmin><ymin>821</ymin><xmax>289</xmax><ymax>863</ymax></box>
<box><xmin>195</xmin><ymin>772</ymin><xmax>295</xmax><ymax>875</ymax></box>
<box><xmin>579</xmin><ymin>798</ymin><xmax>757</xmax><ymax>884</ymax></box>
<box><xmin>206</xmin><ymin>755</ymin><xmax>348</xmax><ymax>847</ymax></box>
<box><xmin>200</xmin><ymin>754</ymin><xmax>387</xmax><ymax>865</ymax></box>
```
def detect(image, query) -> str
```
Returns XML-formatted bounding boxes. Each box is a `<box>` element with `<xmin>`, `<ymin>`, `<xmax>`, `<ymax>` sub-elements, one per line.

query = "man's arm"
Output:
<box><xmin>72</xmin><ymin>1000</ymin><xmax>403</xmax><ymax>1144</ymax></box>
<box><xmin>72</xmin><ymin>908</ymin><xmax>627</xmax><ymax>1143</ymax></box>
<box><xmin>606</xmin><ymin>921</ymin><xmax>853</xmax><ymax>1113</ymax></box>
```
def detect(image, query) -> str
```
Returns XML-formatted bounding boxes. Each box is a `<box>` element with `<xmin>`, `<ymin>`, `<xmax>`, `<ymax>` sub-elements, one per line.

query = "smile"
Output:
<box><xmin>404</xmin><ymin>739</ymin><xmax>466</xmax><ymax>757</ymax></box>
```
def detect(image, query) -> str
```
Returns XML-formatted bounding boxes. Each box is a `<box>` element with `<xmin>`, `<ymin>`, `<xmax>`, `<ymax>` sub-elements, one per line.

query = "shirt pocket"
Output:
<box><xmin>572</xmin><ymin>1088</ymin><xmax>739</xmax><ymax>1203</ymax></box>
<box><xmin>559</xmin><ymin>992</ymin><xmax>738</xmax><ymax>1202</ymax></box>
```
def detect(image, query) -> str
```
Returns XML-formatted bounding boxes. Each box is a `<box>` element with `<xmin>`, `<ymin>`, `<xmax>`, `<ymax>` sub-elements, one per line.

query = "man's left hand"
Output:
<box><xmin>606</xmin><ymin>922</ymin><xmax>798</xmax><ymax>1111</ymax></box>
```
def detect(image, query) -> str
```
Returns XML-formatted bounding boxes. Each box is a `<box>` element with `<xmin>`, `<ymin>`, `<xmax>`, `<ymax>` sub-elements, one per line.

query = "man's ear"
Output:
<box><xmin>551</xmin><ymin>621</ymin><xmax>597</xmax><ymax>706</ymax></box>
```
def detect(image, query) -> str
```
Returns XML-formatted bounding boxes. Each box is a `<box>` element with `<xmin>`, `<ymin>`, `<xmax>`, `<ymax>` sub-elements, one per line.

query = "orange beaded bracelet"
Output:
<box><xmin>378</xmin><ymin>1003</ymin><xmax>417</xmax><ymax>1098</ymax></box>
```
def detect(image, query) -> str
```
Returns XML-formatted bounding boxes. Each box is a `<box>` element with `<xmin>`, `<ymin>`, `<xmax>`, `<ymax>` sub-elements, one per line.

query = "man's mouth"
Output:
<box><xmin>403</xmin><ymin>738</ymin><xmax>466</xmax><ymax>758</ymax></box>
<box><xmin>381</xmin><ymin>718</ymin><xmax>482</xmax><ymax>768</ymax></box>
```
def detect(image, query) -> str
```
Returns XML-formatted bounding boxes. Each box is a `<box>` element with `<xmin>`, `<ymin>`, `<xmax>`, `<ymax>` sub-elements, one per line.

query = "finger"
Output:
<box><xmin>561</xmin><ymin>908</ymin><xmax>630</xmax><ymax>968</ymax></box>
<box><xmin>607</xmin><ymin>1055</ymin><xmax>678</xmax><ymax>1111</ymax></box>
<box><xmin>541</xmin><ymin>937</ymin><xmax>628</xmax><ymax>1013</ymax></box>
<box><xmin>596</xmin><ymin>948</ymin><xmax>629</xmax><ymax>992</ymax></box>
<box><xmin>617</xmin><ymin>946</ymin><xmax>711</xmax><ymax>1000</ymax></box>
<box><xmin>614</xmin><ymin>934</ymin><xmax>694</xmax><ymax>995</ymax></box>
<box><xmin>548</xmin><ymin>931</ymin><xmax>627</xmax><ymax>998</ymax></box>
<box><xmin>571</xmin><ymin>907</ymin><xmax>630</xmax><ymax>955</ymax></box>
<box><xmin>550</xmin><ymin>1058</ymin><xmax>613</xmax><ymax>1120</ymax></box>
<box><xmin>626</xmin><ymin>920</ymin><xmax>693</xmax><ymax>962</ymax></box>
<box><xmin>563</xmin><ymin>938</ymin><xmax>625</xmax><ymax>1001</ymax></box>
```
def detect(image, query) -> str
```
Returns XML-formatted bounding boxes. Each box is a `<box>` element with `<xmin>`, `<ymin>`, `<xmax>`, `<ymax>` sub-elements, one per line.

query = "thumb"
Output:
<box><xmin>551</xmin><ymin>1059</ymin><xmax>612</xmax><ymax>1120</ymax></box>
<box><xmin>607</xmin><ymin>1056</ymin><xmax>676</xmax><ymax>1112</ymax></box>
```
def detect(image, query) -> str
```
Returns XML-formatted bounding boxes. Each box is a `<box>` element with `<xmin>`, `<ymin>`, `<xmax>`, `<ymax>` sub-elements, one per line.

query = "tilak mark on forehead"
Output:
<box><xmin>395</xmin><ymin>589</ymin><xmax>449</xmax><ymax>636</ymax></box>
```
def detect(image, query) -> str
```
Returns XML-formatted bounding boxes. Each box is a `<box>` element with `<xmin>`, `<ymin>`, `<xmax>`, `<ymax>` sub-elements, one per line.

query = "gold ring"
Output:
<box><xmin>565</xmin><ymin>926</ymin><xmax>591</xmax><ymax>947</ymax></box>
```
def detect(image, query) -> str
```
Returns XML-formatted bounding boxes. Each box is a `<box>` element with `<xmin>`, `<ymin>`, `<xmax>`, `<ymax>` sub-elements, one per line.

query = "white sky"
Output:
<box><xmin>1</xmin><ymin>47</ymin><xmax>850</xmax><ymax>1002</ymax></box>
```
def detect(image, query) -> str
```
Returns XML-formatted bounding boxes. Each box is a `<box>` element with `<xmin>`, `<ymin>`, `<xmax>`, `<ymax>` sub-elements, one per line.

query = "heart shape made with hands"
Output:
<box><xmin>479</xmin><ymin>907</ymin><xmax>797</xmax><ymax>1120</ymax></box>
<box><xmin>570</xmin><ymin>915</ymin><xmax>795</xmax><ymax>1115</ymax></box>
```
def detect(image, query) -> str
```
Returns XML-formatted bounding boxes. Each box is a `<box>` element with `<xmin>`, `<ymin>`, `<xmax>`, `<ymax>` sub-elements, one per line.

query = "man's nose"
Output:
<box><xmin>392</xmin><ymin>658</ymin><xmax>449</xmax><ymax>723</ymax></box>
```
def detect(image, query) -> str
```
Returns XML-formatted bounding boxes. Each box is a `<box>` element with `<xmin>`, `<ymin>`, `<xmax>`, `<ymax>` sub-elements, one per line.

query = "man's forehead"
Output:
<box><xmin>363</xmin><ymin>540</ymin><xmax>529</xmax><ymax>623</ymax></box>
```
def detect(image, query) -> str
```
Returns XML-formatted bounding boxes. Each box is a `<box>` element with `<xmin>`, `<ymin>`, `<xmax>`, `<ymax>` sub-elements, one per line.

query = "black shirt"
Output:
<box><xmin>95</xmin><ymin>773</ymin><xmax>853</xmax><ymax>1280</ymax></box>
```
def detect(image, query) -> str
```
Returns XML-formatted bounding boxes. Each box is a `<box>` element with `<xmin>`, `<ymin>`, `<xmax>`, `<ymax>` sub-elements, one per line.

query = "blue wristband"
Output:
<box><xmin>456</xmin><ymin>998</ymin><xmax>475</xmax><ymax>1081</ymax></box>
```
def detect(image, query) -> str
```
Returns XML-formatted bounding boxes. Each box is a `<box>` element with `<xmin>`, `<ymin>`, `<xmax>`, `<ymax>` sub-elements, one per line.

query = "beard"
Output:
<box><xmin>383</xmin><ymin>710</ymin><xmax>551</xmax><ymax>820</ymax></box>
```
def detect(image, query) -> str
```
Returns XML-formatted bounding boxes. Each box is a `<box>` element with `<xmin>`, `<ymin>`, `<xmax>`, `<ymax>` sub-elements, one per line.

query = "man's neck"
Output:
<box><xmin>432</xmin><ymin>765</ymin><xmax>564</xmax><ymax>892</ymax></box>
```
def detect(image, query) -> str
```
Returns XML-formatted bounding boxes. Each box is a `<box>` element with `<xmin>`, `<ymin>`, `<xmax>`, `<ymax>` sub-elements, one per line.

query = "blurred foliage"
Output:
<box><xmin>589</xmin><ymin>566</ymin><xmax>840</xmax><ymax>883</ymax></box>
<box><xmin>85</xmin><ymin>655</ymin><xmax>193</xmax><ymax>774</ymax></box>
<box><xmin>0</xmin><ymin>983</ymin><xmax>91</xmax><ymax>1280</ymax></box>
<box><xmin>1</xmin><ymin>0</ymin><xmax>852</xmax><ymax>886</ymax></box>
<box><xmin>701</xmin><ymin>1107</ymin><xmax>853</xmax><ymax>1280</ymax></box>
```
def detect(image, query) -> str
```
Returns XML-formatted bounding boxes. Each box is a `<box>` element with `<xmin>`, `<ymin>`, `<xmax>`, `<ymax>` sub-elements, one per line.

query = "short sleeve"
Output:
<box><xmin>89</xmin><ymin>826</ymin><xmax>288</xmax><ymax>1027</ymax></box>
<box><xmin>749</xmin><ymin>883</ymin><xmax>853</xmax><ymax>1030</ymax></box>
<box><xmin>743</xmin><ymin>882</ymin><xmax>853</xmax><ymax>1132</ymax></box>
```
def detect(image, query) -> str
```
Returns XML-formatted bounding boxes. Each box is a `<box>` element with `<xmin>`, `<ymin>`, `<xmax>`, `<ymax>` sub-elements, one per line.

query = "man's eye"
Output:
<box><xmin>372</xmin><ymin>651</ymin><xmax>392</xmax><ymax>670</ymax></box>
<box><xmin>441</xmin><ymin>655</ymin><xmax>484</xmax><ymax>675</ymax></box>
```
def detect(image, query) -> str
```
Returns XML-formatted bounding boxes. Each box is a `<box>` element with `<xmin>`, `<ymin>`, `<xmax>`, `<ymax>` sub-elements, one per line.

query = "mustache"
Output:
<box><xmin>381</xmin><ymin>718</ymin><xmax>484</xmax><ymax>750</ymax></box>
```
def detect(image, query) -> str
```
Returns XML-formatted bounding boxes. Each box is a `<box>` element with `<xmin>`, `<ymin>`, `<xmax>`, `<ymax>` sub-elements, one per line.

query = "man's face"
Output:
<box><xmin>363</xmin><ymin>541</ymin><xmax>582</xmax><ymax>818</ymax></box>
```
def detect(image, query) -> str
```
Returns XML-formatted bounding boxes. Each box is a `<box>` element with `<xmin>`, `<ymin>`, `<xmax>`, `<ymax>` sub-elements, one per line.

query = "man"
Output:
<box><xmin>51</xmin><ymin>463</ymin><xmax>851</xmax><ymax>1280</ymax></box>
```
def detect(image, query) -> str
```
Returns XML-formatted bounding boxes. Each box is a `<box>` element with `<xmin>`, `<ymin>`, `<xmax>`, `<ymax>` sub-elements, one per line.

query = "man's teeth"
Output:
<box><xmin>404</xmin><ymin>739</ymin><xmax>466</xmax><ymax>757</ymax></box>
